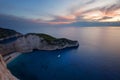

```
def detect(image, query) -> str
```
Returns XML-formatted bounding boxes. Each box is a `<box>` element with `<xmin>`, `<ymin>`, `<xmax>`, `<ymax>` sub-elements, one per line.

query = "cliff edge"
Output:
<box><xmin>0</xmin><ymin>27</ymin><xmax>79</xmax><ymax>80</ymax></box>
<box><xmin>0</xmin><ymin>28</ymin><xmax>79</xmax><ymax>55</ymax></box>
<box><xmin>0</xmin><ymin>55</ymin><xmax>18</xmax><ymax>80</ymax></box>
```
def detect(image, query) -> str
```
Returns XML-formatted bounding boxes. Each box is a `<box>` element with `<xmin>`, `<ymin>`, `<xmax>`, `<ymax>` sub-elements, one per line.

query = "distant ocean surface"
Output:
<box><xmin>7</xmin><ymin>27</ymin><xmax>120</xmax><ymax>80</ymax></box>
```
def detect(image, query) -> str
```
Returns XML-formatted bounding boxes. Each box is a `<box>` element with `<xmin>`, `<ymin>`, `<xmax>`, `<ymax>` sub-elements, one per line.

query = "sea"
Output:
<box><xmin>7</xmin><ymin>26</ymin><xmax>120</xmax><ymax>80</ymax></box>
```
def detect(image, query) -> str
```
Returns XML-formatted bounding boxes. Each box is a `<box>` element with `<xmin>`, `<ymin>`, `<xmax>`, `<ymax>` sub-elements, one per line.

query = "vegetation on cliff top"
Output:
<box><xmin>26</xmin><ymin>33</ymin><xmax>56</xmax><ymax>42</ymax></box>
<box><xmin>0</xmin><ymin>28</ymin><xmax>20</xmax><ymax>39</ymax></box>
<box><xmin>26</xmin><ymin>33</ymin><xmax>78</xmax><ymax>46</ymax></box>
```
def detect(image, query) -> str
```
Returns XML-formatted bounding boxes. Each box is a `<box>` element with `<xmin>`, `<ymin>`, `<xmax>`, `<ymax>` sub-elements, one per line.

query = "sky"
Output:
<box><xmin>0</xmin><ymin>0</ymin><xmax>120</xmax><ymax>27</ymax></box>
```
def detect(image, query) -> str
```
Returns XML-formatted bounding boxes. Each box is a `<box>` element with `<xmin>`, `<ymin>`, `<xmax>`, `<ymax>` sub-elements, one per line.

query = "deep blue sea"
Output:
<box><xmin>7</xmin><ymin>27</ymin><xmax>120</xmax><ymax>80</ymax></box>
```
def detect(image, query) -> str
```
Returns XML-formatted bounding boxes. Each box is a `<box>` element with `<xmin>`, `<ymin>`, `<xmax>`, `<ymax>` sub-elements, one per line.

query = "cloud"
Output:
<box><xmin>45</xmin><ymin>15</ymin><xmax>76</xmax><ymax>24</ymax></box>
<box><xmin>1</xmin><ymin>0</ymin><xmax>119</xmax><ymax>25</ymax></box>
<box><xmin>99</xmin><ymin>16</ymin><xmax>113</xmax><ymax>20</ymax></box>
<box><xmin>0</xmin><ymin>14</ymin><xmax>120</xmax><ymax>28</ymax></box>
<box><xmin>0</xmin><ymin>14</ymin><xmax>52</xmax><ymax>29</ymax></box>
<box><xmin>85</xmin><ymin>0</ymin><xmax>95</xmax><ymax>4</ymax></box>
<box><xmin>46</xmin><ymin>0</ymin><xmax>120</xmax><ymax>24</ymax></box>
<box><xmin>0</xmin><ymin>0</ymin><xmax>120</xmax><ymax>27</ymax></box>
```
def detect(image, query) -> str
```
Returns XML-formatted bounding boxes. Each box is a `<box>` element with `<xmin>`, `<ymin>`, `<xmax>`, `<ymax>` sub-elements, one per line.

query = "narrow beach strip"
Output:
<box><xmin>3</xmin><ymin>52</ymin><xmax>21</xmax><ymax>64</ymax></box>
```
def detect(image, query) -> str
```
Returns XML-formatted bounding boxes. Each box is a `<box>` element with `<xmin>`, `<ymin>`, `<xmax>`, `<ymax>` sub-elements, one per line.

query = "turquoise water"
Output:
<box><xmin>7</xmin><ymin>27</ymin><xmax>120</xmax><ymax>80</ymax></box>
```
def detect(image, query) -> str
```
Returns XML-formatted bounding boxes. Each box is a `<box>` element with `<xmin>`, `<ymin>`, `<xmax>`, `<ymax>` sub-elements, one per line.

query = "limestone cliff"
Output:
<box><xmin>0</xmin><ymin>28</ymin><xmax>79</xmax><ymax>80</ymax></box>
<box><xmin>0</xmin><ymin>55</ymin><xmax>18</xmax><ymax>80</ymax></box>
<box><xmin>15</xmin><ymin>33</ymin><xmax>79</xmax><ymax>52</ymax></box>
<box><xmin>0</xmin><ymin>33</ymin><xmax>79</xmax><ymax>55</ymax></box>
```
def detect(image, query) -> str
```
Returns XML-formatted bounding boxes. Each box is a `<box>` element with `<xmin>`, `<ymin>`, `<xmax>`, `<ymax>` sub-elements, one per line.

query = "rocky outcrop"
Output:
<box><xmin>0</xmin><ymin>27</ymin><xmax>79</xmax><ymax>80</ymax></box>
<box><xmin>0</xmin><ymin>28</ymin><xmax>79</xmax><ymax>80</ymax></box>
<box><xmin>0</xmin><ymin>33</ymin><xmax>79</xmax><ymax>55</ymax></box>
<box><xmin>0</xmin><ymin>55</ymin><xmax>18</xmax><ymax>80</ymax></box>
<box><xmin>14</xmin><ymin>34</ymin><xmax>42</xmax><ymax>52</ymax></box>
<box><xmin>14</xmin><ymin>34</ymin><xmax>79</xmax><ymax>52</ymax></box>
<box><xmin>0</xmin><ymin>27</ymin><xmax>21</xmax><ymax>41</ymax></box>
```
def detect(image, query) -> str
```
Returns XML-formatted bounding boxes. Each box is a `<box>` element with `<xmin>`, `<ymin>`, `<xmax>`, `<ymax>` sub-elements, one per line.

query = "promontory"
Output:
<box><xmin>0</xmin><ymin>27</ymin><xmax>79</xmax><ymax>80</ymax></box>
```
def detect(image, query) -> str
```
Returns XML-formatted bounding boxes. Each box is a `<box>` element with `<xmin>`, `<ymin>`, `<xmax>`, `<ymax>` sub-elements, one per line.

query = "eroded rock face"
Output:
<box><xmin>0</xmin><ymin>34</ymin><xmax>79</xmax><ymax>55</ymax></box>
<box><xmin>0</xmin><ymin>27</ymin><xmax>79</xmax><ymax>55</ymax></box>
<box><xmin>0</xmin><ymin>28</ymin><xmax>79</xmax><ymax>80</ymax></box>
<box><xmin>14</xmin><ymin>34</ymin><xmax>43</xmax><ymax>52</ymax></box>
<box><xmin>14</xmin><ymin>34</ymin><xmax>79</xmax><ymax>51</ymax></box>
<box><xmin>0</xmin><ymin>55</ymin><xmax>18</xmax><ymax>80</ymax></box>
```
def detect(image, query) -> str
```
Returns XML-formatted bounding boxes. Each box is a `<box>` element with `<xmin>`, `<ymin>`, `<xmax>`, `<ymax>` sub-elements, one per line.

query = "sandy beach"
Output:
<box><xmin>3</xmin><ymin>52</ymin><xmax>21</xmax><ymax>64</ymax></box>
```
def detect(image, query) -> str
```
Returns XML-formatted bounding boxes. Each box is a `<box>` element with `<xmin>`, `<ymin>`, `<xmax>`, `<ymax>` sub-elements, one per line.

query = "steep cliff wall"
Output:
<box><xmin>0</xmin><ymin>55</ymin><xmax>18</xmax><ymax>80</ymax></box>
<box><xmin>0</xmin><ymin>27</ymin><xmax>79</xmax><ymax>80</ymax></box>
<box><xmin>0</xmin><ymin>34</ymin><xmax>79</xmax><ymax>55</ymax></box>
<box><xmin>0</xmin><ymin>34</ymin><xmax>79</xmax><ymax>80</ymax></box>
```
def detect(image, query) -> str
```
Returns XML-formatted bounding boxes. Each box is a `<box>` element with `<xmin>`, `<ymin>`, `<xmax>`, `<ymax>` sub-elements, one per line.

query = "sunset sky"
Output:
<box><xmin>0</xmin><ymin>0</ymin><xmax>120</xmax><ymax>26</ymax></box>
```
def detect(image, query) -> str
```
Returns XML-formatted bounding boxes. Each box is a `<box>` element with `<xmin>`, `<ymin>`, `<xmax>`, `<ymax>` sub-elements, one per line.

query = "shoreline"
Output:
<box><xmin>3</xmin><ymin>52</ymin><xmax>21</xmax><ymax>64</ymax></box>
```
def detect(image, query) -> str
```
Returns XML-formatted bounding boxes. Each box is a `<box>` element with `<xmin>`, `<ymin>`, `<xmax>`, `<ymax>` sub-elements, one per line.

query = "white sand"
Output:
<box><xmin>4</xmin><ymin>52</ymin><xmax>21</xmax><ymax>64</ymax></box>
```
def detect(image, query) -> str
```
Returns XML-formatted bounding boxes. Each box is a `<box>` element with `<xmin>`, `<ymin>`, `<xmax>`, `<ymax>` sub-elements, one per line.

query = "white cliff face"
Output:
<box><xmin>0</xmin><ymin>55</ymin><xmax>18</xmax><ymax>80</ymax></box>
<box><xmin>26</xmin><ymin>35</ymin><xmax>41</xmax><ymax>49</ymax></box>
<box><xmin>14</xmin><ymin>35</ymin><xmax>43</xmax><ymax>52</ymax></box>
<box><xmin>14</xmin><ymin>36</ymin><xmax>32</xmax><ymax>52</ymax></box>
<box><xmin>0</xmin><ymin>28</ymin><xmax>79</xmax><ymax>80</ymax></box>
<box><xmin>0</xmin><ymin>34</ymin><xmax>79</xmax><ymax>55</ymax></box>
